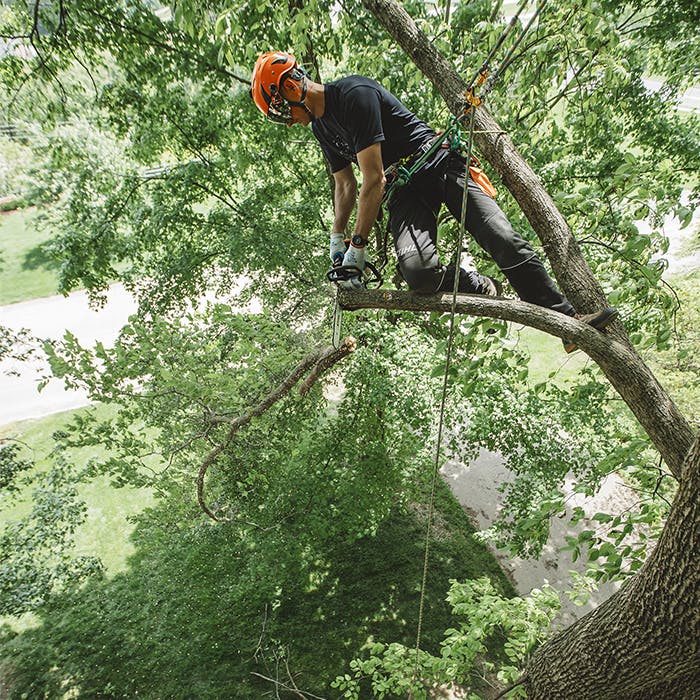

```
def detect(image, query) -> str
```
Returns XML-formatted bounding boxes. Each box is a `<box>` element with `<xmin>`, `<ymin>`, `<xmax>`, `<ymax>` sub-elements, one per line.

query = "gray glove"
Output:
<box><xmin>338</xmin><ymin>244</ymin><xmax>366</xmax><ymax>290</ymax></box>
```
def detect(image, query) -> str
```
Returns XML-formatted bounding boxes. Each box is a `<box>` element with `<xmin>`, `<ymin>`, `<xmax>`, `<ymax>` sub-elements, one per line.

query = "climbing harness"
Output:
<box><xmin>410</xmin><ymin>0</ymin><xmax>548</xmax><ymax>671</ymax></box>
<box><xmin>382</xmin><ymin>124</ymin><xmax>463</xmax><ymax>205</ymax></box>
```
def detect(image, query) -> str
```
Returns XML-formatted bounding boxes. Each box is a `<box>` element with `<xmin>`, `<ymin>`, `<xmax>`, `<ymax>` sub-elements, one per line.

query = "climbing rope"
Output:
<box><xmin>413</xmin><ymin>104</ymin><xmax>478</xmax><ymax>668</ymax></box>
<box><xmin>382</xmin><ymin>0</ymin><xmax>541</xmax><ymax>207</ymax></box>
<box><xmin>411</xmin><ymin>0</ymin><xmax>547</xmax><ymax>678</ymax></box>
<box><xmin>483</xmin><ymin>0</ymin><xmax>547</xmax><ymax>97</ymax></box>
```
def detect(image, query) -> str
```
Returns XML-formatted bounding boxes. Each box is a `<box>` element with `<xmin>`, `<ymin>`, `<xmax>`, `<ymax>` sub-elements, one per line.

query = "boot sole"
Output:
<box><xmin>564</xmin><ymin>308</ymin><xmax>619</xmax><ymax>354</ymax></box>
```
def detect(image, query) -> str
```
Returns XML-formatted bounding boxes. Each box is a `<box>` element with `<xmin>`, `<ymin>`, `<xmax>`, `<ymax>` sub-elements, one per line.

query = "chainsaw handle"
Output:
<box><xmin>326</xmin><ymin>261</ymin><xmax>382</xmax><ymax>289</ymax></box>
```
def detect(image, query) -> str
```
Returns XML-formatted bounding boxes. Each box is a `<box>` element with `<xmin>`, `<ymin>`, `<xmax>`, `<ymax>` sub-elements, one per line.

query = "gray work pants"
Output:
<box><xmin>388</xmin><ymin>150</ymin><xmax>574</xmax><ymax>315</ymax></box>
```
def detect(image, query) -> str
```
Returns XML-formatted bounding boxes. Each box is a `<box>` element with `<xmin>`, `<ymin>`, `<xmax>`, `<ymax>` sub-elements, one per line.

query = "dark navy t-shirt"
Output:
<box><xmin>311</xmin><ymin>76</ymin><xmax>434</xmax><ymax>173</ymax></box>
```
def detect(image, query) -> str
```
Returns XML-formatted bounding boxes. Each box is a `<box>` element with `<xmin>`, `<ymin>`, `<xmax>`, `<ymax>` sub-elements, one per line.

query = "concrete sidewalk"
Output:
<box><xmin>0</xmin><ymin>284</ymin><xmax>136</xmax><ymax>425</ymax></box>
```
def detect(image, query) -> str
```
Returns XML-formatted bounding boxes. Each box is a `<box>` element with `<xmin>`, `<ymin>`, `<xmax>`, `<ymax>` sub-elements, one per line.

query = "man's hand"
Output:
<box><xmin>330</xmin><ymin>233</ymin><xmax>347</xmax><ymax>266</ymax></box>
<box><xmin>338</xmin><ymin>243</ymin><xmax>366</xmax><ymax>290</ymax></box>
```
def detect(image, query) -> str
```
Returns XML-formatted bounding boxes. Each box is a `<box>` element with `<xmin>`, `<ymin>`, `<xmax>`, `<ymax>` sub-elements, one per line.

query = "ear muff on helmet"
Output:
<box><xmin>251</xmin><ymin>51</ymin><xmax>309</xmax><ymax>124</ymax></box>
<box><xmin>280</xmin><ymin>66</ymin><xmax>309</xmax><ymax>104</ymax></box>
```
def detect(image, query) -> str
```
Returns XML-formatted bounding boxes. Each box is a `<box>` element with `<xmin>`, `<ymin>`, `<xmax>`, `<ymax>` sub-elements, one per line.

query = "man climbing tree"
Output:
<box><xmin>0</xmin><ymin>0</ymin><xmax>697</xmax><ymax>697</ymax></box>
<box><xmin>250</xmin><ymin>50</ymin><xmax>619</xmax><ymax>352</ymax></box>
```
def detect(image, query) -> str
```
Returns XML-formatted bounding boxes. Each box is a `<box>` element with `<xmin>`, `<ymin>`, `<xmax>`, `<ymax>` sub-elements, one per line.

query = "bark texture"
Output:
<box><xmin>525</xmin><ymin>434</ymin><xmax>700</xmax><ymax>699</ymax></box>
<box><xmin>358</xmin><ymin>0</ymin><xmax>695</xmax><ymax>476</ymax></box>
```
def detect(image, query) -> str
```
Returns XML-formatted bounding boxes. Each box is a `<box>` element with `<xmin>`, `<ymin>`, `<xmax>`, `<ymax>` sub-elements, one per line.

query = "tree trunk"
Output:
<box><xmin>524</xmin><ymin>434</ymin><xmax>700</xmax><ymax>699</ymax></box>
<box><xmin>358</xmin><ymin>0</ymin><xmax>695</xmax><ymax>476</ymax></box>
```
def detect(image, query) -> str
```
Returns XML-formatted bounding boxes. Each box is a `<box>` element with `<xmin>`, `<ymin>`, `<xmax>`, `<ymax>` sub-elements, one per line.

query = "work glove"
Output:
<box><xmin>329</xmin><ymin>233</ymin><xmax>347</xmax><ymax>267</ymax></box>
<box><xmin>338</xmin><ymin>243</ymin><xmax>366</xmax><ymax>290</ymax></box>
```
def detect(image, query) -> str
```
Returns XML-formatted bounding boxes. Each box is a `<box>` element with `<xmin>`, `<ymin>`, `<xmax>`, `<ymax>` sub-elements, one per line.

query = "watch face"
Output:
<box><xmin>351</xmin><ymin>235</ymin><xmax>366</xmax><ymax>247</ymax></box>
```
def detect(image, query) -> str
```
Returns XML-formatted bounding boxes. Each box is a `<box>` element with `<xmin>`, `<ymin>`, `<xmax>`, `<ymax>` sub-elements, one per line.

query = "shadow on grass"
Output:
<box><xmin>21</xmin><ymin>243</ymin><xmax>60</xmax><ymax>272</ymax></box>
<box><xmin>0</xmin><ymin>481</ymin><xmax>513</xmax><ymax>700</ymax></box>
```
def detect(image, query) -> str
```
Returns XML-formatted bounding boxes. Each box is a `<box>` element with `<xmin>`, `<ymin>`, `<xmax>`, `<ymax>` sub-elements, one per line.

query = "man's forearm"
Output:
<box><xmin>332</xmin><ymin>182</ymin><xmax>356</xmax><ymax>234</ymax></box>
<box><xmin>353</xmin><ymin>177</ymin><xmax>384</xmax><ymax>242</ymax></box>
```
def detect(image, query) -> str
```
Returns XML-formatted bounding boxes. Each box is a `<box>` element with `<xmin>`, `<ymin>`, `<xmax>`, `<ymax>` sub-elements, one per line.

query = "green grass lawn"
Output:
<box><xmin>509</xmin><ymin>323</ymin><xmax>592</xmax><ymax>385</ymax></box>
<box><xmin>0</xmin><ymin>208</ymin><xmax>61</xmax><ymax>305</ymax></box>
<box><xmin>0</xmin><ymin>407</ymin><xmax>154</xmax><ymax>578</ymax></box>
<box><xmin>0</xmin><ymin>407</ymin><xmax>154</xmax><ymax>641</ymax></box>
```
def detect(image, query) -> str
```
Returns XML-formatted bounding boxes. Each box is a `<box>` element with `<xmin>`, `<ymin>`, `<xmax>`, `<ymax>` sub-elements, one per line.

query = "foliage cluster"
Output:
<box><xmin>0</xmin><ymin>135</ymin><xmax>32</xmax><ymax>208</ymax></box>
<box><xmin>0</xmin><ymin>444</ymin><xmax>103</xmax><ymax>617</ymax></box>
<box><xmin>333</xmin><ymin>578</ymin><xmax>559</xmax><ymax>700</ymax></box>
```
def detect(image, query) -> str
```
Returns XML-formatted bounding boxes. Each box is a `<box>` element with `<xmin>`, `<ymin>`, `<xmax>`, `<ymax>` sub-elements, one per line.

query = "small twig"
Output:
<box><xmin>493</xmin><ymin>675</ymin><xmax>528</xmax><ymax>699</ymax></box>
<box><xmin>651</xmin><ymin>456</ymin><xmax>673</xmax><ymax>508</ymax></box>
<box><xmin>253</xmin><ymin>604</ymin><xmax>268</xmax><ymax>662</ymax></box>
<box><xmin>250</xmin><ymin>672</ymin><xmax>327</xmax><ymax>700</ymax></box>
<box><xmin>81</xmin><ymin>5</ymin><xmax>249</xmax><ymax>84</ymax></box>
<box><xmin>576</xmin><ymin>235</ymin><xmax>682</xmax><ymax>316</ymax></box>
<box><xmin>66</xmin><ymin>43</ymin><xmax>100</xmax><ymax>100</ymax></box>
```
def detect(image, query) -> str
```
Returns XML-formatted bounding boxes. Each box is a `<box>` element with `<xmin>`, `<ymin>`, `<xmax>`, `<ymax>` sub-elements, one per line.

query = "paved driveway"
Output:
<box><xmin>0</xmin><ymin>284</ymin><xmax>136</xmax><ymax>425</ymax></box>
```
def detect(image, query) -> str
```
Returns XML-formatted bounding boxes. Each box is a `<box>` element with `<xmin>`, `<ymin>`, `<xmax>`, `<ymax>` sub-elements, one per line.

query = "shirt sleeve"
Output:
<box><xmin>319</xmin><ymin>140</ymin><xmax>352</xmax><ymax>173</ymax></box>
<box><xmin>343</xmin><ymin>85</ymin><xmax>385</xmax><ymax>154</ymax></box>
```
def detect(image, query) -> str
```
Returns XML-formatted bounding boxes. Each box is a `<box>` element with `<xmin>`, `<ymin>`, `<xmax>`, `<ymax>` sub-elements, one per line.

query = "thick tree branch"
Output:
<box><xmin>338</xmin><ymin>288</ymin><xmax>694</xmax><ymax>479</ymax></box>
<box><xmin>197</xmin><ymin>337</ymin><xmax>356</xmax><ymax>521</ymax></box>
<box><xmin>358</xmin><ymin>0</ymin><xmax>695</xmax><ymax>478</ymax></box>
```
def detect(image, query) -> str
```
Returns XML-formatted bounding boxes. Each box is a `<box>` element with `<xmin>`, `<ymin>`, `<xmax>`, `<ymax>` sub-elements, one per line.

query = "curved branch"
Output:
<box><xmin>197</xmin><ymin>337</ymin><xmax>356</xmax><ymax>521</ymax></box>
<box><xmin>339</xmin><ymin>288</ymin><xmax>613</xmax><ymax>348</ymax></box>
<box><xmin>338</xmin><ymin>289</ymin><xmax>693</xmax><ymax>479</ymax></box>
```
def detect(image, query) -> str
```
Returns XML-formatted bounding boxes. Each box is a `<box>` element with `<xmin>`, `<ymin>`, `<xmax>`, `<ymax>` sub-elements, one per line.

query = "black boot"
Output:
<box><xmin>563</xmin><ymin>308</ymin><xmax>619</xmax><ymax>354</ymax></box>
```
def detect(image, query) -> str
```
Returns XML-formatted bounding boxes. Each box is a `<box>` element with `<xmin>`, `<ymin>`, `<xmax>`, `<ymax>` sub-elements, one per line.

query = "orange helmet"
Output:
<box><xmin>251</xmin><ymin>51</ymin><xmax>308</xmax><ymax>124</ymax></box>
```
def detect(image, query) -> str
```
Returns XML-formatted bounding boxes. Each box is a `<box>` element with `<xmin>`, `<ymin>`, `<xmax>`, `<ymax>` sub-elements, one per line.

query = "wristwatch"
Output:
<box><xmin>351</xmin><ymin>234</ymin><xmax>367</xmax><ymax>248</ymax></box>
